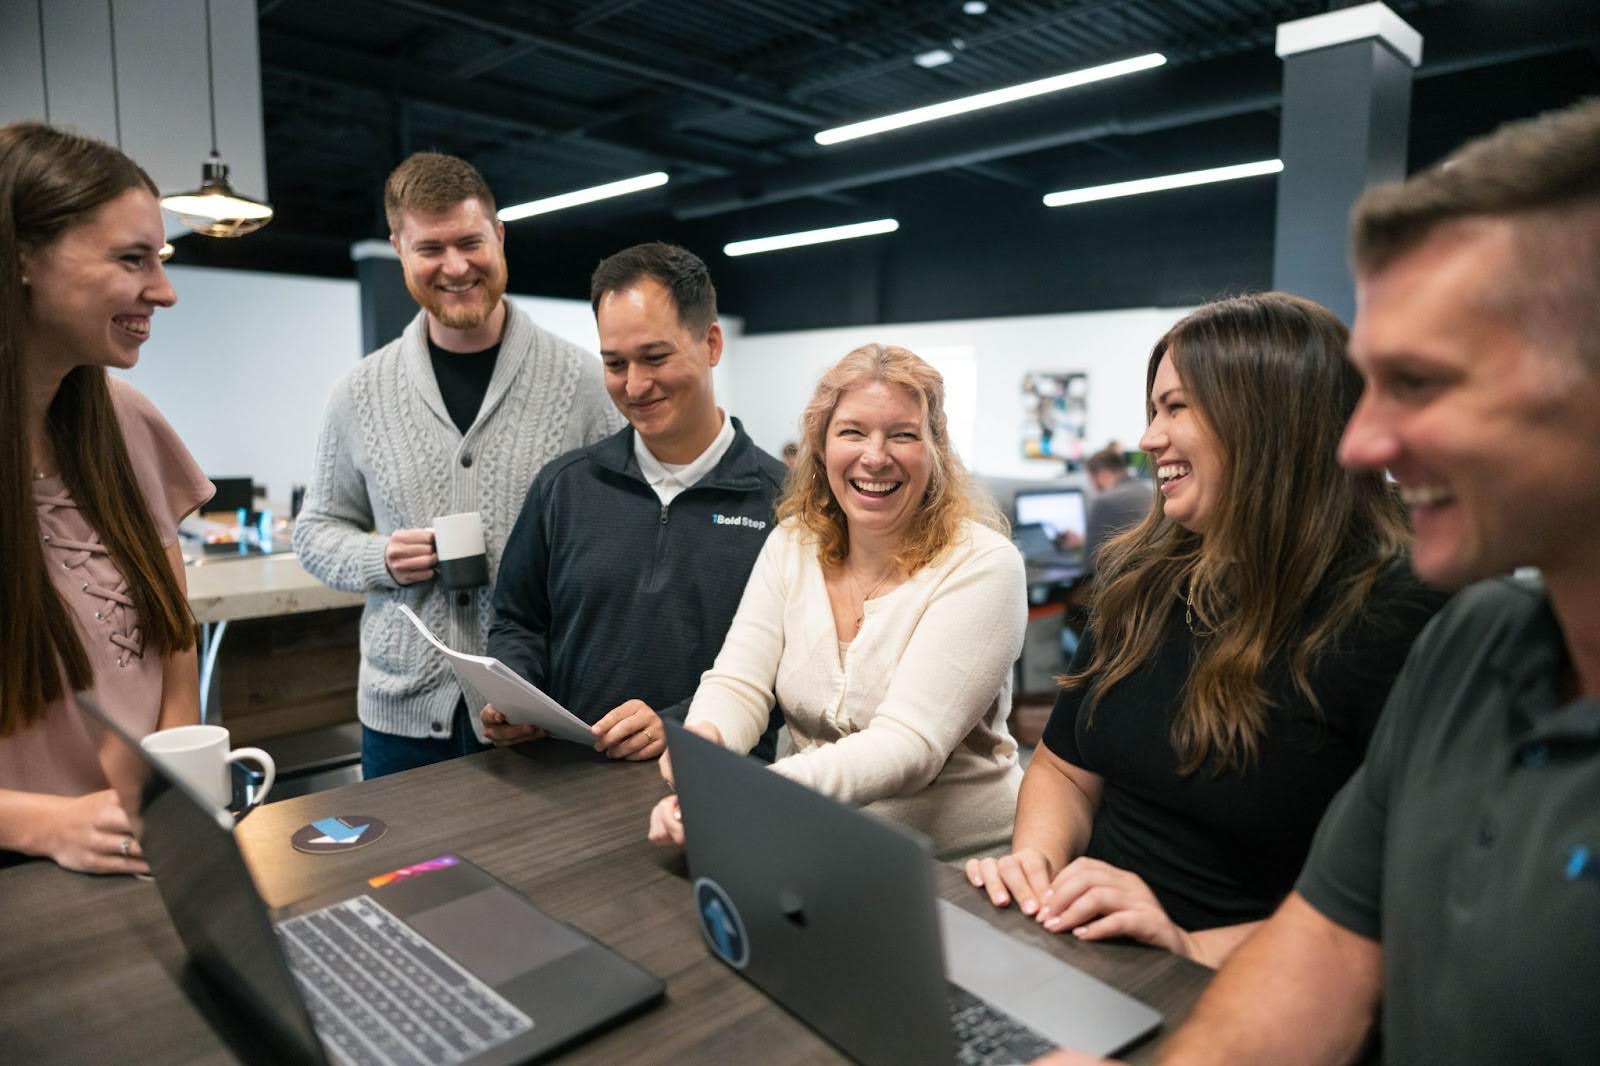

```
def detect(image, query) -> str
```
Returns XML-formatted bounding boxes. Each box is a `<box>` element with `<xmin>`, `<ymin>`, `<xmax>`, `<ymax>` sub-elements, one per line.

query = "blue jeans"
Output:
<box><xmin>361</xmin><ymin>698</ymin><xmax>490</xmax><ymax>779</ymax></box>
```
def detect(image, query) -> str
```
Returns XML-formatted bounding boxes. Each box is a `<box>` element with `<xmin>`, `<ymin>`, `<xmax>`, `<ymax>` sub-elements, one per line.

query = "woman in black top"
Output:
<box><xmin>967</xmin><ymin>292</ymin><xmax>1445</xmax><ymax>966</ymax></box>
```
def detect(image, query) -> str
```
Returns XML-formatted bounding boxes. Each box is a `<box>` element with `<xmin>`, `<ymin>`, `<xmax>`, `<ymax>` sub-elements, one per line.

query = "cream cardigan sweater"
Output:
<box><xmin>687</xmin><ymin>518</ymin><xmax>1027</xmax><ymax>857</ymax></box>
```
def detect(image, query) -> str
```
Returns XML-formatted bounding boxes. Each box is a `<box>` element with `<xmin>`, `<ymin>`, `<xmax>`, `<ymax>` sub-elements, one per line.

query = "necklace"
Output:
<box><xmin>1184</xmin><ymin>586</ymin><xmax>1211</xmax><ymax>637</ymax></box>
<box><xmin>846</xmin><ymin>562</ymin><xmax>898</xmax><ymax>630</ymax></box>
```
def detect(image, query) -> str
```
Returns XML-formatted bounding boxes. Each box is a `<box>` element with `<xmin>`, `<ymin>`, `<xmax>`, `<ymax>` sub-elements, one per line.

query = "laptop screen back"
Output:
<box><xmin>81</xmin><ymin>699</ymin><xmax>328</xmax><ymax>1063</ymax></box>
<box><xmin>1011</xmin><ymin>522</ymin><xmax>1056</xmax><ymax>561</ymax></box>
<box><xmin>667</xmin><ymin>722</ymin><xmax>955</xmax><ymax>1065</ymax></box>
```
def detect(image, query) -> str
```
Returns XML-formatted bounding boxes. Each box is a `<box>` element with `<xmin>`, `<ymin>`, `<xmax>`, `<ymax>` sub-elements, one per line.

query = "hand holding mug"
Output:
<box><xmin>385</xmin><ymin>527</ymin><xmax>438</xmax><ymax>585</ymax></box>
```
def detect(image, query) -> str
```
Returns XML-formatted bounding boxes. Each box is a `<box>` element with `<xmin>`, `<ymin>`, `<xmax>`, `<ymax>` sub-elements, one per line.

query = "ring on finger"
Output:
<box><xmin>119</xmin><ymin>836</ymin><xmax>133</xmax><ymax>857</ymax></box>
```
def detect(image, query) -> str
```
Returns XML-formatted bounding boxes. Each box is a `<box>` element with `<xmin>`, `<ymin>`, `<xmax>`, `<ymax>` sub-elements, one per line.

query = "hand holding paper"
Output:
<box><xmin>396</xmin><ymin>605</ymin><xmax>595</xmax><ymax>745</ymax></box>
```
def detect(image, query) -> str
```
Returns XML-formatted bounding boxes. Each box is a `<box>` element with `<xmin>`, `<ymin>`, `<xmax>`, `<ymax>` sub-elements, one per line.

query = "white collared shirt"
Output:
<box><xmin>633</xmin><ymin>411</ymin><xmax>734</xmax><ymax>506</ymax></box>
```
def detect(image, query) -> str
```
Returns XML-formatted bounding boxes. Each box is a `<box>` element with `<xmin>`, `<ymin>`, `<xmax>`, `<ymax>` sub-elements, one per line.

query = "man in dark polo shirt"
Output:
<box><xmin>1033</xmin><ymin>102</ymin><xmax>1600</xmax><ymax>1066</ymax></box>
<box><xmin>482</xmin><ymin>243</ymin><xmax>785</xmax><ymax>761</ymax></box>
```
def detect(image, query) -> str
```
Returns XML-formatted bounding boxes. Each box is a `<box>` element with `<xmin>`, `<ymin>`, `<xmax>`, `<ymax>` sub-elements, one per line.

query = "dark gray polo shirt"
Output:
<box><xmin>1297</xmin><ymin>577</ymin><xmax>1600</xmax><ymax>1064</ymax></box>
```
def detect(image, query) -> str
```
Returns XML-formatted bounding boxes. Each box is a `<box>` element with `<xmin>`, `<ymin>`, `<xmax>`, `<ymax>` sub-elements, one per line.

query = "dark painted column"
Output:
<box><xmin>1273</xmin><ymin>4</ymin><xmax>1421</xmax><ymax>323</ymax></box>
<box><xmin>352</xmin><ymin>240</ymin><xmax>416</xmax><ymax>355</ymax></box>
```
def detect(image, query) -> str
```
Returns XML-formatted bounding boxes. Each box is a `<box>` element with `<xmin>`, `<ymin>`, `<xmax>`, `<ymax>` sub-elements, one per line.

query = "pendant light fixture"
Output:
<box><xmin>159</xmin><ymin>0</ymin><xmax>273</xmax><ymax>237</ymax></box>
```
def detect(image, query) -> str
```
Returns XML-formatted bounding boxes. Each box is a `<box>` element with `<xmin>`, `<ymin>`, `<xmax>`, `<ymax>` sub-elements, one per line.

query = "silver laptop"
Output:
<box><xmin>666</xmin><ymin>721</ymin><xmax>1161</xmax><ymax>1065</ymax></box>
<box><xmin>87</xmin><ymin>697</ymin><xmax>663</xmax><ymax>1066</ymax></box>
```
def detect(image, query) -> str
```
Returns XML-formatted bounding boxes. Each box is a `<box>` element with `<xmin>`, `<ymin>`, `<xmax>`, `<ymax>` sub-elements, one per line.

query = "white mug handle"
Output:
<box><xmin>227</xmin><ymin>747</ymin><xmax>276</xmax><ymax>807</ymax></box>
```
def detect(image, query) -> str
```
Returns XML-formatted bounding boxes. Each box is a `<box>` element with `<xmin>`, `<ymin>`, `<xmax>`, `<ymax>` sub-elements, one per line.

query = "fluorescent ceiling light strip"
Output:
<box><xmin>724</xmin><ymin>219</ymin><xmax>899</xmax><ymax>257</ymax></box>
<box><xmin>499</xmin><ymin>171</ymin><xmax>669</xmax><ymax>221</ymax></box>
<box><xmin>815</xmin><ymin>53</ymin><xmax>1166</xmax><ymax>146</ymax></box>
<box><xmin>1043</xmin><ymin>159</ymin><xmax>1284</xmax><ymax>207</ymax></box>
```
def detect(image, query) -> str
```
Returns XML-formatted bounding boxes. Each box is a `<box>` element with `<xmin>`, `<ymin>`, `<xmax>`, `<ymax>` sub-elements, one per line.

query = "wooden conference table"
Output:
<box><xmin>0</xmin><ymin>743</ymin><xmax>1211</xmax><ymax>1065</ymax></box>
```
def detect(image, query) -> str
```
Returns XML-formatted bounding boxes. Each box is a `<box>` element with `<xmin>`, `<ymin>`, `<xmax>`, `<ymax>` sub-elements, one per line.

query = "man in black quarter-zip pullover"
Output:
<box><xmin>485</xmin><ymin>243</ymin><xmax>785</xmax><ymax>762</ymax></box>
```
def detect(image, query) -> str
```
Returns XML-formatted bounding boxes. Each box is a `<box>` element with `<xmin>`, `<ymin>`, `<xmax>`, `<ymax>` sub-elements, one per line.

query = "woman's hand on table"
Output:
<box><xmin>647</xmin><ymin>794</ymin><xmax>685</xmax><ymax>849</ymax></box>
<box><xmin>480</xmin><ymin>705</ymin><xmax>546</xmax><ymax>746</ymax></box>
<box><xmin>966</xmin><ymin>847</ymin><xmax>1059</xmax><ymax>917</ymax></box>
<box><xmin>1033</xmin><ymin>857</ymin><xmax>1197</xmax><ymax>959</ymax></box>
<box><xmin>43</xmin><ymin>789</ymin><xmax>149</xmax><ymax>876</ymax></box>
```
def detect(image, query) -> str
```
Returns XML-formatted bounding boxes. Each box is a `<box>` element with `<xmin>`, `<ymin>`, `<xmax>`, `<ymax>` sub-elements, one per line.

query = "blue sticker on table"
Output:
<box><xmin>291</xmin><ymin>815</ymin><xmax>389</xmax><ymax>854</ymax></box>
<box><xmin>694</xmin><ymin>876</ymin><xmax>749</xmax><ymax>969</ymax></box>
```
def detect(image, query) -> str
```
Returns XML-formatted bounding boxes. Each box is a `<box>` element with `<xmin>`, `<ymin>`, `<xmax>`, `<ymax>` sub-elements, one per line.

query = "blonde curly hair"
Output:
<box><xmin>777</xmin><ymin>343</ymin><xmax>1004</xmax><ymax>573</ymax></box>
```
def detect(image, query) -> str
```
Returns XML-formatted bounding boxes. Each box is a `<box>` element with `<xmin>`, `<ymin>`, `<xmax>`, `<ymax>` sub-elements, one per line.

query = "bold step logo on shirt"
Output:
<box><xmin>711</xmin><ymin>513</ymin><xmax>768</xmax><ymax>530</ymax></box>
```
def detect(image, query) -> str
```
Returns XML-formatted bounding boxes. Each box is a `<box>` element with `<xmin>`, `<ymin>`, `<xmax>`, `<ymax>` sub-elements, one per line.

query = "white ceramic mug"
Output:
<box><xmin>433</xmin><ymin>511</ymin><xmax>488</xmax><ymax>590</ymax></box>
<box><xmin>141</xmin><ymin>725</ymin><xmax>275</xmax><ymax>812</ymax></box>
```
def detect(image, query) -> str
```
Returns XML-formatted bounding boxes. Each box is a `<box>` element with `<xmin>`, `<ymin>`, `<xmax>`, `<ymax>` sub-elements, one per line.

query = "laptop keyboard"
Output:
<box><xmin>278</xmin><ymin>895</ymin><xmax>534</xmax><ymax>1066</ymax></box>
<box><xmin>948</xmin><ymin>982</ymin><xmax>1058</xmax><ymax>1066</ymax></box>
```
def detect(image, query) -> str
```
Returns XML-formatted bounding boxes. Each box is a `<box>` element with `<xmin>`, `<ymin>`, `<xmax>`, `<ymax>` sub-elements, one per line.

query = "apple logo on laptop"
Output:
<box><xmin>778</xmin><ymin>889</ymin><xmax>807</xmax><ymax>928</ymax></box>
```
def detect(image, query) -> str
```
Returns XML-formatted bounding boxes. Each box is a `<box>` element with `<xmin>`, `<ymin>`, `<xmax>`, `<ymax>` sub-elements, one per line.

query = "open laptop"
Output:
<box><xmin>665</xmin><ymin>722</ymin><xmax>1161</xmax><ymax>1065</ymax></box>
<box><xmin>86</xmin><ymin>697</ymin><xmax>663</xmax><ymax>1066</ymax></box>
<box><xmin>1014</xmin><ymin>488</ymin><xmax>1088</xmax><ymax>566</ymax></box>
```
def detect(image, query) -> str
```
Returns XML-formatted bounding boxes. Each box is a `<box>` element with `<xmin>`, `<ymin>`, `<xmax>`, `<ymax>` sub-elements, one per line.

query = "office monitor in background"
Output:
<box><xmin>1014</xmin><ymin>488</ymin><xmax>1088</xmax><ymax>561</ymax></box>
<box><xmin>666</xmin><ymin>721</ymin><xmax>1161</xmax><ymax>1066</ymax></box>
<box><xmin>205</xmin><ymin>477</ymin><xmax>254</xmax><ymax>514</ymax></box>
<box><xmin>83</xmin><ymin>696</ymin><xmax>663</xmax><ymax>1066</ymax></box>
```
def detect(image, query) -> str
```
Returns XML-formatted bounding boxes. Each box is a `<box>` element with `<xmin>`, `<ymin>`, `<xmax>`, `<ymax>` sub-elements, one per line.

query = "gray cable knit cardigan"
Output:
<box><xmin>292</xmin><ymin>305</ymin><xmax>623</xmax><ymax>741</ymax></box>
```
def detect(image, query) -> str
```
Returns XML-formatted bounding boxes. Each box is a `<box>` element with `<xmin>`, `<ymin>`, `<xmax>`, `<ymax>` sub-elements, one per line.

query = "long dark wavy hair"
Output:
<box><xmin>0</xmin><ymin>122</ymin><xmax>196</xmax><ymax>737</ymax></box>
<box><xmin>1063</xmin><ymin>292</ymin><xmax>1410</xmax><ymax>774</ymax></box>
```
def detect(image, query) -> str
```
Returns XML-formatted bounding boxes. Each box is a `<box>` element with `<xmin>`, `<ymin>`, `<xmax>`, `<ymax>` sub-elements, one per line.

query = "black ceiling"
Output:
<box><xmin>176</xmin><ymin>0</ymin><xmax>1600</xmax><ymax>331</ymax></box>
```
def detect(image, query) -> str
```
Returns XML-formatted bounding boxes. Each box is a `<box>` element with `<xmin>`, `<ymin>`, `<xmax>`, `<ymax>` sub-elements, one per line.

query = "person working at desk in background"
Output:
<box><xmin>482</xmin><ymin>243</ymin><xmax>786</xmax><ymax>759</ymax></box>
<box><xmin>1082</xmin><ymin>444</ymin><xmax>1153</xmax><ymax>569</ymax></box>
<box><xmin>1042</xmin><ymin>98</ymin><xmax>1600</xmax><ymax>1066</ymax></box>
<box><xmin>0</xmin><ymin>124</ymin><xmax>213</xmax><ymax>873</ymax></box>
<box><xmin>293</xmin><ymin>152</ymin><xmax>621</xmax><ymax>779</ymax></box>
<box><xmin>970</xmin><ymin>292</ymin><xmax>1445</xmax><ymax>967</ymax></box>
<box><xmin>649</xmin><ymin>343</ymin><xmax>1027</xmax><ymax>859</ymax></box>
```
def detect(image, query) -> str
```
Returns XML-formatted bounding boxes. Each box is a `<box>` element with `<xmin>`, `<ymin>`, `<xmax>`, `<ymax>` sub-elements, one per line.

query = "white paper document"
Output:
<box><xmin>397</xmin><ymin>604</ymin><xmax>595</xmax><ymax>745</ymax></box>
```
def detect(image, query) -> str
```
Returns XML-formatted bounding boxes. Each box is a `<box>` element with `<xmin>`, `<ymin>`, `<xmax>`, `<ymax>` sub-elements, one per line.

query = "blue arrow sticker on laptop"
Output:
<box><xmin>694</xmin><ymin>877</ymin><xmax>750</xmax><ymax>970</ymax></box>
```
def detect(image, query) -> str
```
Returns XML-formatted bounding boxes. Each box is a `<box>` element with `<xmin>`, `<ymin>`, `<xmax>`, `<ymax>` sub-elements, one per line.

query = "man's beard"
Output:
<box><xmin>407</xmin><ymin>261</ymin><xmax>508</xmax><ymax>331</ymax></box>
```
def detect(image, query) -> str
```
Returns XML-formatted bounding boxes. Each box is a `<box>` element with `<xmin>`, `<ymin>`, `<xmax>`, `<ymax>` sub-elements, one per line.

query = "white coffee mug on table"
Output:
<box><xmin>140</xmin><ymin>724</ymin><xmax>275</xmax><ymax>812</ymax></box>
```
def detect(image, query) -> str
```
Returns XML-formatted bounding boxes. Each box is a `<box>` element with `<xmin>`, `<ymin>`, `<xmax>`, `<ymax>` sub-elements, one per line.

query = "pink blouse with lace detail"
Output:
<box><xmin>0</xmin><ymin>379</ymin><xmax>212</xmax><ymax>798</ymax></box>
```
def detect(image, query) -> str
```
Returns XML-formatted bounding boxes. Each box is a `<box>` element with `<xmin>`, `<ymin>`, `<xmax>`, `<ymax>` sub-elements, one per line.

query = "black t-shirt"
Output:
<box><xmin>1041</xmin><ymin>560</ymin><xmax>1447</xmax><ymax>930</ymax></box>
<box><xmin>428</xmin><ymin>337</ymin><xmax>501</xmax><ymax>435</ymax></box>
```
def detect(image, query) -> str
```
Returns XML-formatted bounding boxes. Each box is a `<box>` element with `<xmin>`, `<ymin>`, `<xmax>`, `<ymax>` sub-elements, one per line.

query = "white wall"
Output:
<box><xmin>118</xmin><ymin>266</ymin><xmax>740</xmax><ymax>506</ymax></box>
<box><xmin>721</xmin><ymin>307</ymin><xmax>1191</xmax><ymax>478</ymax></box>
<box><xmin>116</xmin><ymin>265</ymin><xmax>360</xmax><ymax>509</ymax></box>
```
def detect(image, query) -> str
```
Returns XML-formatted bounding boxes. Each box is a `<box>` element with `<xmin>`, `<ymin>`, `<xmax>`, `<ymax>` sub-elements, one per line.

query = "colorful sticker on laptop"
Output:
<box><xmin>367</xmin><ymin>854</ymin><xmax>460</xmax><ymax>889</ymax></box>
<box><xmin>289</xmin><ymin>814</ymin><xmax>389</xmax><ymax>855</ymax></box>
<box><xmin>694</xmin><ymin>876</ymin><xmax>750</xmax><ymax>970</ymax></box>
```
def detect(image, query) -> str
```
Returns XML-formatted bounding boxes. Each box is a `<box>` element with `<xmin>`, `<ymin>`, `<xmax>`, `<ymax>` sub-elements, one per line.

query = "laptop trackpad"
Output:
<box><xmin>408</xmin><ymin>885</ymin><xmax>589</xmax><ymax>986</ymax></box>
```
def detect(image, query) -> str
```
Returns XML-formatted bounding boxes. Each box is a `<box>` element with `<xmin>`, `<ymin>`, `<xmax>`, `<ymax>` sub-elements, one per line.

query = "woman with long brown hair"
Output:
<box><xmin>0</xmin><ymin>123</ymin><xmax>212</xmax><ymax>873</ymax></box>
<box><xmin>648</xmin><ymin>343</ymin><xmax>1027</xmax><ymax>859</ymax></box>
<box><xmin>968</xmin><ymin>292</ymin><xmax>1445</xmax><ymax>965</ymax></box>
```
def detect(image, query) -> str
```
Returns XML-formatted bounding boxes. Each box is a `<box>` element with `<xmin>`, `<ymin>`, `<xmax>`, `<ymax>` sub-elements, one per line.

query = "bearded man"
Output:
<box><xmin>294</xmin><ymin>152</ymin><xmax>620</xmax><ymax>777</ymax></box>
